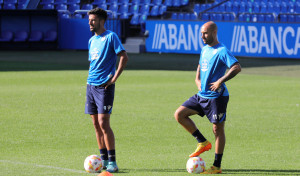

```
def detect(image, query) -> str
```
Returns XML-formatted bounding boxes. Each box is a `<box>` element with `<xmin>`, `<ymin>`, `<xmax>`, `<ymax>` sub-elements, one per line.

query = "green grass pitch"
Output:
<box><xmin>0</xmin><ymin>52</ymin><xmax>299</xmax><ymax>175</ymax></box>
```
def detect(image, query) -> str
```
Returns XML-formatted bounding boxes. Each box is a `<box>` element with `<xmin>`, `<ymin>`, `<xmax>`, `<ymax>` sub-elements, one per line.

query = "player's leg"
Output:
<box><xmin>90</xmin><ymin>114</ymin><xmax>109</xmax><ymax>169</ymax></box>
<box><xmin>98</xmin><ymin>113</ymin><xmax>118</xmax><ymax>173</ymax></box>
<box><xmin>174</xmin><ymin>95</ymin><xmax>212</xmax><ymax>157</ymax></box>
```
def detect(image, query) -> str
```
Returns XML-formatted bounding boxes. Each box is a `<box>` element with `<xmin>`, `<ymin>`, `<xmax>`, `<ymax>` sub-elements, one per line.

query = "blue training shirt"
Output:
<box><xmin>87</xmin><ymin>30</ymin><xmax>125</xmax><ymax>86</ymax></box>
<box><xmin>197</xmin><ymin>43</ymin><xmax>238</xmax><ymax>99</ymax></box>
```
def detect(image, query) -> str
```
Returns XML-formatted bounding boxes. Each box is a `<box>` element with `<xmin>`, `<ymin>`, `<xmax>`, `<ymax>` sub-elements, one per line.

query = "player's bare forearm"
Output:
<box><xmin>210</xmin><ymin>63</ymin><xmax>241</xmax><ymax>91</ymax></box>
<box><xmin>105</xmin><ymin>51</ymin><xmax>128</xmax><ymax>88</ymax></box>
<box><xmin>195</xmin><ymin>64</ymin><xmax>201</xmax><ymax>91</ymax></box>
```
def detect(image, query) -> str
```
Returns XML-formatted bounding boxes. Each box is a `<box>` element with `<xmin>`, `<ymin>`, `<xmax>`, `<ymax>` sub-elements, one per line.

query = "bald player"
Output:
<box><xmin>174</xmin><ymin>21</ymin><xmax>241</xmax><ymax>174</ymax></box>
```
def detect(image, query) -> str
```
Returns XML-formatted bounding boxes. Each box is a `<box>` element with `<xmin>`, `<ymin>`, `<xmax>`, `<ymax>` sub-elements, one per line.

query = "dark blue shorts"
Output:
<box><xmin>85</xmin><ymin>84</ymin><xmax>115</xmax><ymax>115</ymax></box>
<box><xmin>182</xmin><ymin>94</ymin><xmax>229</xmax><ymax>123</ymax></box>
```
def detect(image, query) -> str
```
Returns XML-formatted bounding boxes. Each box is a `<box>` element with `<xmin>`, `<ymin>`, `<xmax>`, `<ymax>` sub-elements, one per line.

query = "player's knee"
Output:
<box><xmin>174</xmin><ymin>109</ymin><xmax>181</xmax><ymax>122</ymax></box>
<box><xmin>213</xmin><ymin>124</ymin><xmax>224</xmax><ymax>136</ymax></box>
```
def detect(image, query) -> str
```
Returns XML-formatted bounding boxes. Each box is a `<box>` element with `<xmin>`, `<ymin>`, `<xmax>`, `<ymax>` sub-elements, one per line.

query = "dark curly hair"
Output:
<box><xmin>87</xmin><ymin>8</ymin><xmax>108</xmax><ymax>22</ymax></box>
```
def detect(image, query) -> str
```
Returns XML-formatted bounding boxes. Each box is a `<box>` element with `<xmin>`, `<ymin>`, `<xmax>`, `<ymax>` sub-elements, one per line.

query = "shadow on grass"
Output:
<box><xmin>223</xmin><ymin>169</ymin><xmax>300</xmax><ymax>175</ymax></box>
<box><xmin>116</xmin><ymin>168</ymin><xmax>186</xmax><ymax>173</ymax></box>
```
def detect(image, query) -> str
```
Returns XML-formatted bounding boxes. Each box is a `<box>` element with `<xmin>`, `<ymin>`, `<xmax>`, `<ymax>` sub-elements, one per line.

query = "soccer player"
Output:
<box><xmin>174</xmin><ymin>21</ymin><xmax>241</xmax><ymax>174</ymax></box>
<box><xmin>85</xmin><ymin>8</ymin><xmax>128</xmax><ymax>173</ymax></box>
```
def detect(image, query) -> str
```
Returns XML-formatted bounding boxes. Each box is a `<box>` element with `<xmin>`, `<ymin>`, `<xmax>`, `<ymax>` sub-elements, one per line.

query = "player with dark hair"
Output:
<box><xmin>85</xmin><ymin>8</ymin><xmax>128</xmax><ymax>173</ymax></box>
<box><xmin>174</xmin><ymin>21</ymin><xmax>241</xmax><ymax>174</ymax></box>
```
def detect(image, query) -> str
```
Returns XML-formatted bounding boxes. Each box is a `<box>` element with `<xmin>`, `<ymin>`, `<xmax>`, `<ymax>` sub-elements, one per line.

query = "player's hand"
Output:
<box><xmin>209</xmin><ymin>80</ymin><xmax>221</xmax><ymax>91</ymax></box>
<box><xmin>105</xmin><ymin>78</ymin><xmax>116</xmax><ymax>89</ymax></box>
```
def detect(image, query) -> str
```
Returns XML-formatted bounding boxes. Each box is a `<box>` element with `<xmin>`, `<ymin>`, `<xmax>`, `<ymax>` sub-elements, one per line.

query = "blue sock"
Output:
<box><xmin>108</xmin><ymin>150</ymin><xmax>116</xmax><ymax>162</ymax></box>
<box><xmin>213</xmin><ymin>153</ymin><xmax>223</xmax><ymax>168</ymax></box>
<box><xmin>99</xmin><ymin>148</ymin><xmax>108</xmax><ymax>161</ymax></box>
<box><xmin>192</xmin><ymin>129</ymin><xmax>207</xmax><ymax>143</ymax></box>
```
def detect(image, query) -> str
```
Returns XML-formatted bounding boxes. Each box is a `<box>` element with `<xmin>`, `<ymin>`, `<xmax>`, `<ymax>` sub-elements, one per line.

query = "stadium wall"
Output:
<box><xmin>146</xmin><ymin>20</ymin><xmax>300</xmax><ymax>59</ymax></box>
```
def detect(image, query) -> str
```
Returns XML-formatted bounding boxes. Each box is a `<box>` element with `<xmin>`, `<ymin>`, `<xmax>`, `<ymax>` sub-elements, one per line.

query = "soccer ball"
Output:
<box><xmin>186</xmin><ymin>157</ymin><xmax>206</xmax><ymax>174</ymax></box>
<box><xmin>84</xmin><ymin>155</ymin><xmax>103</xmax><ymax>173</ymax></box>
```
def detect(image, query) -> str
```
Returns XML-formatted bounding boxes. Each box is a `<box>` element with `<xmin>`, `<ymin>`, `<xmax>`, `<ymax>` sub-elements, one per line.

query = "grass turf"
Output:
<box><xmin>0</xmin><ymin>67</ymin><xmax>299</xmax><ymax>175</ymax></box>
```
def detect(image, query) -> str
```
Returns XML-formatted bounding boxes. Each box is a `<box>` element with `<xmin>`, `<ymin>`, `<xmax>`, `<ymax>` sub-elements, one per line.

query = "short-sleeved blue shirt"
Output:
<box><xmin>87</xmin><ymin>30</ymin><xmax>125</xmax><ymax>86</ymax></box>
<box><xmin>197</xmin><ymin>43</ymin><xmax>238</xmax><ymax>99</ymax></box>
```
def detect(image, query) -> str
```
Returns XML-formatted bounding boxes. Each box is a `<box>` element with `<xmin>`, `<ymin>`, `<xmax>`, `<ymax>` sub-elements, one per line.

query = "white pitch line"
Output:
<box><xmin>0</xmin><ymin>160</ymin><xmax>88</xmax><ymax>174</ymax></box>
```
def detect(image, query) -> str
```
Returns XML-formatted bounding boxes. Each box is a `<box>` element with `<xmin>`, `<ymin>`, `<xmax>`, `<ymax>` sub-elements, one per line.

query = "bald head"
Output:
<box><xmin>201</xmin><ymin>21</ymin><xmax>219</xmax><ymax>46</ymax></box>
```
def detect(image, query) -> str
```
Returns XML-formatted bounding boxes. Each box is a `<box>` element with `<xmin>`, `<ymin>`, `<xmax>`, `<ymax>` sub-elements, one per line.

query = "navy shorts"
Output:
<box><xmin>182</xmin><ymin>94</ymin><xmax>229</xmax><ymax>123</ymax></box>
<box><xmin>85</xmin><ymin>84</ymin><xmax>115</xmax><ymax>115</ymax></box>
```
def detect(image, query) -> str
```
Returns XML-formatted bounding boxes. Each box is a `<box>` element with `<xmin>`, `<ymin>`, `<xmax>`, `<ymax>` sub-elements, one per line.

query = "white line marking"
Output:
<box><xmin>0</xmin><ymin>160</ymin><xmax>88</xmax><ymax>174</ymax></box>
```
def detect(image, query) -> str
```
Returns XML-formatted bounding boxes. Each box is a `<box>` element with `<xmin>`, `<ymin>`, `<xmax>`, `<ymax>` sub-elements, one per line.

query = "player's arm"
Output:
<box><xmin>105</xmin><ymin>50</ymin><xmax>129</xmax><ymax>89</ymax></box>
<box><xmin>195</xmin><ymin>64</ymin><xmax>201</xmax><ymax>91</ymax></box>
<box><xmin>209</xmin><ymin>62</ymin><xmax>241</xmax><ymax>91</ymax></box>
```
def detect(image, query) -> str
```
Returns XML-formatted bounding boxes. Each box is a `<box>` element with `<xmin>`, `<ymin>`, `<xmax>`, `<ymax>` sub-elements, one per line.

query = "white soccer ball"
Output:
<box><xmin>84</xmin><ymin>155</ymin><xmax>103</xmax><ymax>173</ymax></box>
<box><xmin>186</xmin><ymin>157</ymin><xmax>206</xmax><ymax>174</ymax></box>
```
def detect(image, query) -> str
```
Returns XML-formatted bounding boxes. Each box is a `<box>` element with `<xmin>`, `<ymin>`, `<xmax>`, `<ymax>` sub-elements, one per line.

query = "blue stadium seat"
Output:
<box><xmin>280</xmin><ymin>14</ymin><xmax>287</xmax><ymax>22</ymax></box>
<box><xmin>68</xmin><ymin>4</ymin><xmax>80</xmax><ymax>13</ymax></box>
<box><xmin>14</xmin><ymin>31</ymin><xmax>28</xmax><ymax>42</ymax></box>
<box><xmin>130</xmin><ymin>14</ymin><xmax>139</xmax><ymax>25</ymax></box>
<box><xmin>163</xmin><ymin>0</ymin><xmax>172</xmax><ymax>6</ymax></box>
<box><xmin>210</xmin><ymin>13</ymin><xmax>216</xmax><ymax>20</ymax></box>
<box><xmin>281</xmin><ymin>2</ymin><xmax>288</xmax><ymax>13</ymax></box>
<box><xmin>54</xmin><ymin>0</ymin><xmax>66</xmax><ymax>4</ymax></box>
<box><xmin>266</xmin><ymin>2</ymin><xmax>273</xmax><ymax>13</ymax></box>
<box><xmin>139</xmin><ymin>14</ymin><xmax>147</xmax><ymax>24</ymax></box>
<box><xmin>219</xmin><ymin>4</ymin><xmax>225</xmax><ymax>12</ymax></box>
<box><xmin>190</xmin><ymin>13</ymin><xmax>197</xmax><ymax>20</ymax></box>
<box><xmin>118</xmin><ymin>4</ymin><xmax>128</xmax><ymax>13</ymax></box>
<box><xmin>108</xmin><ymin>3</ymin><xmax>118</xmax><ymax>12</ymax></box>
<box><xmin>296</xmin><ymin>2</ymin><xmax>300</xmax><ymax>13</ymax></box>
<box><xmin>3</xmin><ymin>3</ymin><xmax>16</xmax><ymax>9</ymax></box>
<box><xmin>296</xmin><ymin>15</ymin><xmax>300</xmax><ymax>22</ymax></box>
<box><xmin>171</xmin><ymin>12</ymin><xmax>177</xmax><ymax>19</ymax></box>
<box><xmin>59</xmin><ymin>12</ymin><xmax>70</xmax><ymax>18</ymax></box>
<box><xmin>0</xmin><ymin>30</ymin><xmax>13</xmax><ymax>42</ymax></box>
<box><xmin>40</xmin><ymin>0</ymin><xmax>54</xmax><ymax>5</ymax></box>
<box><xmin>131</xmin><ymin>0</ymin><xmax>139</xmax><ymax>4</ymax></box>
<box><xmin>29</xmin><ymin>31</ymin><xmax>43</xmax><ymax>42</ymax></box>
<box><xmin>4</xmin><ymin>0</ymin><xmax>16</xmax><ymax>4</ymax></box>
<box><xmin>287</xmin><ymin>14</ymin><xmax>295</xmax><ymax>22</ymax></box>
<box><xmin>129</xmin><ymin>4</ymin><xmax>139</xmax><ymax>14</ymax></box>
<box><xmin>97</xmin><ymin>3</ymin><xmax>107</xmax><ymax>9</ymax></box>
<box><xmin>201</xmin><ymin>13</ymin><xmax>209</xmax><ymax>20</ymax></box>
<box><xmin>18</xmin><ymin>0</ymin><xmax>27</xmax><ymax>4</ymax></box>
<box><xmin>139</xmin><ymin>4</ymin><xmax>149</xmax><ymax>14</ymax></box>
<box><xmin>265</xmin><ymin>14</ymin><xmax>274</xmax><ymax>22</ymax></box>
<box><xmin>158</xmin><ymin>5</ymin><xmax>166</xmax><ymax>15</ymax></box>
<box><xmin>246</xmin><ymin>2</ymin><xmax>252</xmax><ymax>13</ymax></box>
<box><xmin>184</xmin><ymin>13</ymin><xmax>190</xmax><ymax>20</ymax></box>
<box><xmin>43</xmin><ymin>30</ymin><xmax>57</xmax><ymax>42</ymax></box>
<box><xmin>119</xmin><ymin>13</ymin><xmax>129</xmax><ymax>19</ymax></box>
<box><xmin>141</xmin><ymin>0</ymin><xmax>150</xmax><ymax>4</ymax></box>
<box><xmin>107</xmin><ymin>0</ymin><xmax>118</xmax><ymax>4</ymax></box>
<box><xmin>42</xmin><ymin>4</ymin><xmax>54</xmax><ymax>9</ymax></box>
<box><xmin>82</xmin><ymin>4</ymin><xmax>93</xmax><ymax>10</ymax></box>
<box><xmin>253</xmin><ymin>2</ymin><xmax>259</xmax><ymax>13</ymax></box>
<box><xmin>216</xmin><ymin>13</ymin><xmax>222</xmax><ymax>21</ymax></box>
<box><xmin>67</xmin><ymin>0</ymin><xmax>79</xmax><ymax>4</ymax></box>
<box><xmin>17</xmin><ymin>3</ymin><xmax>26</xmax><ymax>9</ymax></box>
<box><xmin>260</xmin><ymin>3</ymin><xmax>267</xmax><ymax>13</ymax></box>
<box><xmin>258</xmin><ymin>14</ymin><xmax>265</xmax><ymax>22</ymax></box>
<box><xmin>73</xmin><ymin>13</ymin><xmax>82</xmax><ymax>18</ymax></box>
<box><xmin>245</xmin><ymin>13</ymin><xmax>250</xmax><ymax>22</ymax></box>
<box><xmin>152</xmin><ymin>0</ymin><xmax>162</xmax><ymax>5</ymax></box>
<box><xmin>173</xmin><ymin>0</ymin><xmax>180</xmax><ymax>7</ymax></box>
<box><xmin>224</xmin><ymin>13</ymin><xmax>230</xmax><ymax>21</ymax></box>
<box><xmin>194</xmin><ymin>4</ymin><xmax>200</xmax><ymax>13</ymax></box>
<box><xmin>225</xmin><ymin>2</ymin><xmax>232</xmax><ymax>12</ymax></box>
<box><xmin>56</xmin><ymin>4</ymin><xmax>67</xmax><ymax>10</ymax></box>
<box><xmin>92</xmin><ymin>0</ymin><xmax>106</xmax><ymax>5</ymax></box>
<box><xmin>150</xmin><ymin>5</ymin><xmax>159</xmax><ymax>16</ymax></box>
<box><xmin>181</xmin><ymin>0</ymin><xmax>188</xmax><ymax>6</ymax></box>
<box><xmin>232</xmin><ymin>2</ymin><xmax>238</xmax><ymax>14</ymax></box>
<box><xmin>273</xmin><ymin>2</ymin><xmax>280</xmax><ymax>14</ymax></box>
<box><xmin>238</xmin><ymin>13</ymin><xmax>244</xmax><ymax>21</ymax></box>
<box><xmin>119</xmin><ymin>0</ymin><xmax>129</xmax><ymax>4</ymax></box>
<box><xmin>177</xmin><ymin>13</ymin><xmax>184</xmax><ymax>20</ymax></box>
<box><xmin>287</xmin><ymin>2</ymin><xmax>295</xmax><ymax>13</ymax></box>
<box><xmin>239</xmin><ymin>2</ymin><xmax>246</xmax><ymax>13</ymax></box>
<box><xmin>107</xmin><ymin>12</ymin><xmax>117</xmax><ymax>19</ymax></box>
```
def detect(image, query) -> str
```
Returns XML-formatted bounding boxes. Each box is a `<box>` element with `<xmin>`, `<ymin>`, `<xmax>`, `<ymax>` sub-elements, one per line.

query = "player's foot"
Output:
<box><xmin>106</xmin><ymin>161</ymin><xmax>118</xmax><ymax>173</ymax></box>
<box><xmin>201</xmin><ymin>166</ymin><xmax>222</xmax><ymax>174</ymax></box>
<box><xmin>189</xmin><ymin>140</ymin><xmax>212</xmax><ymax>157</ymax></box>
<box><xmin>102</xmin><ymin>160</ymin><xmax>108</xmax><ymax>170</ymax></box>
